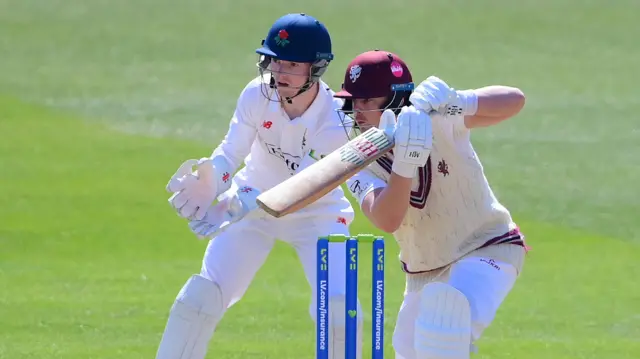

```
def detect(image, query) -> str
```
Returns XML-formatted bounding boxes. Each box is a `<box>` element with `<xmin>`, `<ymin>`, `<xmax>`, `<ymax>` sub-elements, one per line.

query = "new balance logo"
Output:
<box><xmin>446</xmin><ymin>105</ymin><xmax>463</xmax><ymax>116</ymax></box>
<box><xmin>409</xmin><ymin>151</ymin><xmax>420</xmax><ymax>158</ymax></box>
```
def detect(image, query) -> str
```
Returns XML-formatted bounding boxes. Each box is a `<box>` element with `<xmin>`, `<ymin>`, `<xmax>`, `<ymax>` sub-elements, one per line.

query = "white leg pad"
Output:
<box><xmin>155</xmin><ymin>275</ymin><xmax>225</xmax><ymax>359</ymax></box>
<box><xmin>328</xmin><ymin>295</ymin><xmax>363</xmax><ymax>359</ymax></box>
<box><xmin>414</xmin><ymin>282</ymin><xmax>471</xmax><ymax>359</ymax></box>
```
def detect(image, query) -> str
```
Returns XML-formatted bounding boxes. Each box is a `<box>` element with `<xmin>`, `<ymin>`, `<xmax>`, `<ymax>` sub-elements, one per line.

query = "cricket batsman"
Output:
<box><xmin>336</xmin><ymin>50</ymin><xmax>527</xmax><ymax>358</ymax></box>
<box><xmin>156</xmin><ymin>14</ymin><xmax>364</xmax><ymax>359</ymax></box>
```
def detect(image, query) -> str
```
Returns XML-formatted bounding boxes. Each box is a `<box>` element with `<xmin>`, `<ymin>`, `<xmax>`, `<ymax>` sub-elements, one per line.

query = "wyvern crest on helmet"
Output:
<box><xmin>349</xmin><ymin>65</ymin><xmax>362</xmax><ymax>83</ymax></box>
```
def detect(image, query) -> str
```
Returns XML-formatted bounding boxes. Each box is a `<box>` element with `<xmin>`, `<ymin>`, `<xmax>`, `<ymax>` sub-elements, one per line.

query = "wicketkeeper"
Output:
<box><xmin>157</xmin><ymin>13</ymin><xmax>365</xmax><ymax>359</ymax></box>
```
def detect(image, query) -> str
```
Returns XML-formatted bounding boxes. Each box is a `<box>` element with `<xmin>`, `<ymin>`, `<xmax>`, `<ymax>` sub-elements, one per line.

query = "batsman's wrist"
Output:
<box><xmin>392</xmin><ymin>161</ymin><xmax>418</xmax><ymax>178</ymax></box>
<box><xmin>456</xmin><ymin>90</ymin><xmax>478</xmax><ymax>116</ymax></box>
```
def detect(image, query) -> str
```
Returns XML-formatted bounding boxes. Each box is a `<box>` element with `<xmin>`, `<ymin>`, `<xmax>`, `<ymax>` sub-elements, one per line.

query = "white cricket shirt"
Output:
<box><xmin>346</xmin><ymin>111</ymin><xmax>525</xmax><ymax>272</ymax></box>
<box><xmin>210</xmin><ymin>75</ymin><xmax>353</xmax><ymax>217</ymax></box>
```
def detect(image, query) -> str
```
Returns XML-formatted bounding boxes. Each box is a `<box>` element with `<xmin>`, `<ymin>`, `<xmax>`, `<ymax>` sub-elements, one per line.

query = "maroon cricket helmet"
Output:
<box><xmin>334</xmin><ymin>50</ymin><xmax>415</xmax><ymax>139</ymax></box>
<box><xmin>334</xmin><ymin>49</ymin><xmax>414</xmax><ymax>100</ymax></box>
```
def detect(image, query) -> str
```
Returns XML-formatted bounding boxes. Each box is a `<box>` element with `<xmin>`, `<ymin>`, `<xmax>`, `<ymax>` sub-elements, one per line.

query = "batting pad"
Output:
<box><xmin>328</xmin><ymin>295</ymin><xmax>363</xmax><ymax>359</ymax></box>
<box><xmin>414</xmin><ymin>282</ymin><xmax>471</xmax><ymax>359</ymax></box>
<box><xmin>155</xmin><ymin>275</ymin><xmax>225</xmax><ymax>359</ymax></box>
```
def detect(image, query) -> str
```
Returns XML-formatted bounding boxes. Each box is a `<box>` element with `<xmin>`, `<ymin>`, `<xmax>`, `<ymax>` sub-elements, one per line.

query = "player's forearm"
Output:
<box><xmin>207</xmin><ymin>149</ymin><xmax>240</xmax><ymax>177</ymax></box>
<box><xmin>209</xmin><ymin>126</ymin><xmax>257</xmax><ymax>173</ymax></box>
<box><xmin>463</xmin><ymin>86</ymin><xmax>525</xmax><ymax>128</ymax></box>
<box><xmin>363</xmin><ymin>173</ymin><xmax>413</xmax><ymax>233</ymax></box>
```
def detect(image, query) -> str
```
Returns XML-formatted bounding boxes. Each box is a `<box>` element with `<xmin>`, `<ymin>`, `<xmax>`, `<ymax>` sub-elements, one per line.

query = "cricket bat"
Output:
<box><xmin>256</xmin><ymin>127</ymin><xmax>394</xmax><ymax>218</ymax></box>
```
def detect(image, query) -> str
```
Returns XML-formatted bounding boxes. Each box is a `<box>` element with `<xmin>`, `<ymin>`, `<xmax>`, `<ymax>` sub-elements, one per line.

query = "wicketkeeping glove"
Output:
<box><xmin>166</xmin><ymin>156</ymin><xmax>232</xmax><ymax>220</ymax></box>
<box><xmin>187</xmin><ymin>185</ymin><xmax>261</xmax><ymax>239</ymax></box>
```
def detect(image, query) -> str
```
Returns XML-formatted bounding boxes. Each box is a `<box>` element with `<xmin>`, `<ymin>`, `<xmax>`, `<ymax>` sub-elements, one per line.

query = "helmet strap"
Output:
<box><xmin>283</xmin><ymin>79</ymin><xmax>313</xmax><ymax>104</ymax></box>
<box><xmin>282</xmin><ymin>58</ymin><xmax>328</xmax><ymax>104</ymax></box>
<box><xmin>384</xmin><ymin>91</ymin><xmax>411</xmax><ymax>115</ymax></box>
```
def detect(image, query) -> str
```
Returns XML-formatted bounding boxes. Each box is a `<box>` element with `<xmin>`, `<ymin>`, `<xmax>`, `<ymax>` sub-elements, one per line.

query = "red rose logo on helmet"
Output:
<box><xmin>349</xmin><ymin>64</ymin><xmax>362</xmax><ymax>83</ymax></box>
<box><xmin>390</xmin><ymin>61</ymin><xmax>403</xmax><ymax>77</ymax></box>
<box><xmin>274</xmin><ymin>29</ymin><xmax>290</xmax><ymax>47</ymax></box>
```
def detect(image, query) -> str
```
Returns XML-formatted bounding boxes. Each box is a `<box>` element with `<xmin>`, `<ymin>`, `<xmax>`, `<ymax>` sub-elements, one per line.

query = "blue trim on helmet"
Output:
<box><xmin>391</xmin><ymin>83</ymin><xmax>415</xmax><ymax>91</ymax></box>
<box><xmin>256</xmin><ymin>46</ymin><xmax>277</xmax><ymax>58</ymax></box>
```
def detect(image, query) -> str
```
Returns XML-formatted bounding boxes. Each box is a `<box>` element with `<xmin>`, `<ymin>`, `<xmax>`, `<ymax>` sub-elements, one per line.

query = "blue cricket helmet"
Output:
<box><xmin>256</xmin><ymin>13</ymin><xmax>334</xmax><ymax>64</ymax></box>
<box><xmin>256</xmin><ymin>13</ymin><xmax>334</xmax><ymax>102</ymax></box>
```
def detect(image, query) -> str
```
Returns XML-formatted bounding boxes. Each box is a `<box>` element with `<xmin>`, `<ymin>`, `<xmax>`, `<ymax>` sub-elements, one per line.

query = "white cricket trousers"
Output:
<box><xmin>199</xmin><ymin>209</ymin><xmax>352</xmax><ymax>317</ymax></box>
<box><xmin>393</xmin><ymin>255</ymin><xmax>519</xmax><ymax>359</ymax></box>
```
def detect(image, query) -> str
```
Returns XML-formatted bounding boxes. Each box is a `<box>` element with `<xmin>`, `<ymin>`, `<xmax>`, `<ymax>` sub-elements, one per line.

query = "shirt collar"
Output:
<box><xmin>296</xmin><ymin>80</ymin><xmax>332</xmax><ymax>124</ymax></box>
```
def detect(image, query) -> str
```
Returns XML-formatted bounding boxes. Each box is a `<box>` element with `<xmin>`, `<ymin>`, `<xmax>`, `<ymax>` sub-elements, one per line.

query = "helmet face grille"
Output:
<box><xmin>255</xmin><ymin>54</ymin><xmax>331</xmax><ymax>104</ymax></box>
<box><xmin>336</xmin><ymin>91</ymin><xmax>411</xmax><ymax>141</ymax></box>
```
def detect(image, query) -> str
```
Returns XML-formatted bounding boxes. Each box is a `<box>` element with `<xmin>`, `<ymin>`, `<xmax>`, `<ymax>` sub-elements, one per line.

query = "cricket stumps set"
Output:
<box><xmin>316</xmin><ymin>234</ymin><xmax>385</xmax><ymax>359</ymax></box>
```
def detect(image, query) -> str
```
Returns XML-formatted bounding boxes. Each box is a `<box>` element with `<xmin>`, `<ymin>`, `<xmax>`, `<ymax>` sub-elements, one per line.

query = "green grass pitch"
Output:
<box><xmin>1</xmin><ymin>0</ymin><xmax>639</xmax><ymax>358</ymax></box>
